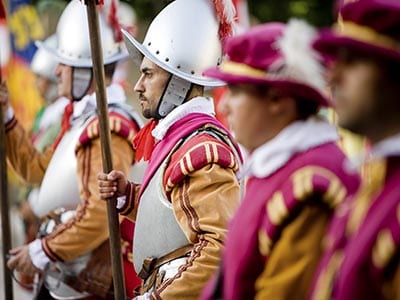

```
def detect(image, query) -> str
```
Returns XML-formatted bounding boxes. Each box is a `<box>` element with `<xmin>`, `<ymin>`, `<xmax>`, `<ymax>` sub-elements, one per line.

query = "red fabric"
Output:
<box><xmin>0</xmin><ymin>0</ymin><xmax>6</xmax><ymax>19</ymax></box>
<box><xmin>120</xmin><ymin>218</ymin><xmax>142</xmax><ymax>298</ymax></box>
<box><xmin>132</xmin><ymin>119</ymin><xmax>158</xmax><ymax>162</ymax></box>
<box><xmin>212</xmin><ymin>86</ymin><xmax>229</xmax><ymax>128</ymax></box>
<box><xmin>108</xmin><ymin>0</ymin><xmax>122</xmax><ymax>42</ymax></box>
<box><xmin>52</xmin><ymin>100</ymin><xmax>73</xmax><ymax>150</ymax></box>
<box><xmin>211</xmin><ymin>0</ymin><xmax>234</xmax><ymax>44</ymax></box>
<box><xmin>80</xmin><ymin>0</ymin><xmax>104</xmax><ymax>5</ymax></box>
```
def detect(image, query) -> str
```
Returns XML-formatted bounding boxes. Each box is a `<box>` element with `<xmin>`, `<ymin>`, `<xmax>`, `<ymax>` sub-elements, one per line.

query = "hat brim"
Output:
<box><xmin>121</xmin><ymin>28</ymin><xmax>225</xmax><ymax>87</ymax></box>
<box><xmin>204</xmin><ymin>68</ymin><xmax>329</xmax><ymax>107</ymax></box>
<box><xmin>313</xmin><ymin>31</ymin><xmax>400</xmax><ymax>63</ymax></box>
<box><xmin>36</xmin><ymin>40</ymin><xmax>129</xmax><ymax>68</ymax></box>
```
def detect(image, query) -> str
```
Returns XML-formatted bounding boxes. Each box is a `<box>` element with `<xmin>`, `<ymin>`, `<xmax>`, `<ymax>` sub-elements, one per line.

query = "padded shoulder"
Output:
<box><xmin>164</xmin><ymin>132</ymin><xmax>239</xmax><ymax>192</ymax></box>
<box><xmin>76</xmin><ymin>111</ymin><xmax>141</xmax><ymax>150</ymax></box>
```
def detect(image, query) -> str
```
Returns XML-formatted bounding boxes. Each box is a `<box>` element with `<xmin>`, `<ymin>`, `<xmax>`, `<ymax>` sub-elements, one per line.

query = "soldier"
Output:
<box><xmin>29</xmin><ymin>34</ymin><xmax>69</xmax><ymax>153</ymax></box>
<box><xmin>310</xmin><ymin>0</ymin><xmax>400</xmax><ymax>299</ymax></box>
<box><xmin>1</xmin><ymin>0</ymin><xmax>142</xmax><ymax>298</ymax></box>
<box><xmin>97</xmin><ymin>0</ymin><xmax>242</xmax><ymax>299</ymax></box>
<box><xmin>200</xmin><ymin>20</ymin><xmax>360</xmax><ymax>300</ymax></box>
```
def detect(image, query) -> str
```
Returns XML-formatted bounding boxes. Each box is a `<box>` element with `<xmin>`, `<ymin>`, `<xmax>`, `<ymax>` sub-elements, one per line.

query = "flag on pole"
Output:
<box><xmin>6</xmin><ymin>0</ymin><xmax>45</xmax><ymax>130</ymax></box>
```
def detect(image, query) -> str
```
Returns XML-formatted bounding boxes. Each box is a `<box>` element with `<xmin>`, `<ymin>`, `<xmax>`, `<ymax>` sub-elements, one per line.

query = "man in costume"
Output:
<box><xmin>200</xmin><ymin>20</ymin><xmax>360</xmax><ymax>300</ymax></box>
<box><xmin>97</xmin><ymin>0</ymin><xmax>242</xmax><ymax>298</ymax></box>
<box><xmin>16</xmin><ymin>33</ymin><xmax>69</xmax><ymax>290</ymax></box>
<box><xmin>310</xmin><ymin>0</ymin><xmax>400</xmax><ymax>299</ymax></box>
<box><xmin>0</xmin><ymin>0</ymin><xmax>142</xmax><ymax>298</ymax></box>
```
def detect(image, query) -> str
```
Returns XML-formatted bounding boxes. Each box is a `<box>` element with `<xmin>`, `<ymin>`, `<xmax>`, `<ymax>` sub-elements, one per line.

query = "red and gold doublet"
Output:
<box><xmin>6</xmin><ymin>108</ymin><xmax>142</xmax><ymax>298</ymax></box>
<box><xmin>118</xmin><ymin>113</ymin><xmax>242</xmax><ymax>300</ymax></box>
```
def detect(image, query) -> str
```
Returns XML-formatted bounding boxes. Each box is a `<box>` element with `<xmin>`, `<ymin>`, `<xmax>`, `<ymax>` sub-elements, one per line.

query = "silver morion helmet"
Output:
<box><xmin>31</xmin><ymin>34</ymin><xmax>58</xmax><ymax>82</ymax></box>
<box><xmin>37</xmin><ymin>0</ymin><xmax>127</xmax><ymax>68</ymax></box>
<box><xmin>123</xmin><ymin>0</ymin><xmax>228</xmax><ymax>87</ymax></box>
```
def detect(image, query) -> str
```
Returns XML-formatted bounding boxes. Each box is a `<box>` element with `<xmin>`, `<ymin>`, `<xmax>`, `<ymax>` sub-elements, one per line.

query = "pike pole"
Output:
<box><xmin>0</xmin><ymin>0</ymin><xmax>13</xmax><ymax>294</ymax></box>
<box><xmin>0</xmin><ymin>48</ymin><xmax>14</xmax><ymax>300</ymax></box>
<box><xmin>84</xmin><ymin>1</ymin><xmax>126</xmax><ymax>299</ymax></box>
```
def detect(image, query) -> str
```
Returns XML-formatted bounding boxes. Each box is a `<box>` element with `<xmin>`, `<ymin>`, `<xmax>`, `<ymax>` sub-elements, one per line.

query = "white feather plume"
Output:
<box><xmin>272</xmin><ymin>19</ymin><xmax>326</xmax><ymax>93</ymax></box>
<box><xmin>221</xmin><ymin>0</ymin><xmax>236</xmax><ymax>24</ymax></box>
<box><xmin>212</xmin><ymin>0</ymin><xmax>236</xmax><ymax>39</ymax></box>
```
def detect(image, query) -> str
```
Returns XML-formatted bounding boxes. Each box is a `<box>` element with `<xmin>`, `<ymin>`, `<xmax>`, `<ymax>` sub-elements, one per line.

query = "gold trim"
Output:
<box><xmin>219</xmin><ymin>61</ymin><xmax>267</xmax><ymax>79</ymax></box>
<box><xmin>258</xmin><ymin>229</ymin><xmax>272</xmax><ymax>256</ymax></box>
<box><xmin>266</xmin><ymin>191</ymin><xmax>288</xmax><ymax>226</ymax></box>
<box><xmin>372</xmin><ymin>229</ymin><xmax>395</xmax><ymax>269</ymax></box>
<box><xmin>335</xmin><ymin>21</ymin><xmax>400</xmax><ymax>51</ymax></box>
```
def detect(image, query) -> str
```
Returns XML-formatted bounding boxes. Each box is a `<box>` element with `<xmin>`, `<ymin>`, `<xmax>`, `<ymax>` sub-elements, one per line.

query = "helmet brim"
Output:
<box><xmin>36</xmin><ymin>40</ymin><xmax>129</xmax><ymax>68</ymax></box>
<box><xmin>122</xmin><ymin>28</ymin><xmax>225</xmax><ymax>87</ymax></box>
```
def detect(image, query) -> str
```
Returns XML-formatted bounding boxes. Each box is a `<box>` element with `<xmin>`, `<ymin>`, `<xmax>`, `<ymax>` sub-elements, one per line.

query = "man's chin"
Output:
<box><xmin>338</xmin><ymin>119</ymin><xmax>365</xmax><ymax>136</ymax></box>
<box><xmin>142</xmin><ymin>109</ymin><xmax>155</xmax><ymax>120</ymax></box>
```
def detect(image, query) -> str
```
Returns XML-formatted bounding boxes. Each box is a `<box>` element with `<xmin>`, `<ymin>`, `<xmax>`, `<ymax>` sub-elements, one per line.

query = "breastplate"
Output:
<box><xmin>34</xmin><ymin>114</ymin><xmax>95</xmax><ymax>217</ymax></box>
<box><xmin>133</xmin><ymin>157</ymin><xmax>190</xmax><ymax>273</ymax></box>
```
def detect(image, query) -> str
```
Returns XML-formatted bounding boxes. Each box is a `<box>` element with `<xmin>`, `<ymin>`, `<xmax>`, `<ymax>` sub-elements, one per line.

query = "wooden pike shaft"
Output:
<box><xmin>85</xmin><ymin>1</ymin><xmax>126</xmax><ymax>299</ymax></box>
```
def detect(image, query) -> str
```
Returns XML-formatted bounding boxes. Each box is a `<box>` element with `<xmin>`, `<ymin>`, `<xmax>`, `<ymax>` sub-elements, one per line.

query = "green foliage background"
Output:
<box><xmin>33</xmin><ymin>0</ymin><xmax>336</xmax><ymax>28</ymax></box>
<box><xmin>129</xmin><ymin>0</ymin><xmax>335</xmax><ymax>27</ymax></box>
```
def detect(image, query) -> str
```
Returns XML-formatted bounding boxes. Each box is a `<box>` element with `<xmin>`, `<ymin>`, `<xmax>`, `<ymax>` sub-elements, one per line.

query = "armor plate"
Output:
<box><xmin>34</xmin><ymin>113</ymin><xmax>95</xmax><ymax>217</ymax></box>
<box><xmin>133</xmin><ymin>156</ymin><xmax>190</xmax><ymax>273</ymax></box>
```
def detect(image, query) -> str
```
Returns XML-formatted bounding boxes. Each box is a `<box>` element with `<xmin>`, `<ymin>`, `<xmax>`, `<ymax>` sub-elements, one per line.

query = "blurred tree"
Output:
<box><xmin>129</xmin><ymin>0</ymin><xmax>335</xmax><ymax>27</ymax></box>
<box><xmin>35</xmin><ymin>0</ymin><xmax>66</xmax><ymax>37</ymax></box>
<box><xmin>247</xmin><ymin>0</ymin><xmax>335</xmax><ymax>27</ymax></box>
<box><xmin>29</xmin><ymin>0</ymin><xmax>335</xmax><ymax>28</ymax></box>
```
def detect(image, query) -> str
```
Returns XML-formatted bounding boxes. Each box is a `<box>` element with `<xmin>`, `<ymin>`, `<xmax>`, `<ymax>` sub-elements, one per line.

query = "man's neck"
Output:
<box><xmin>368</xmin><ymin>123</ymin><xmax>400</xmax><ymax>145</ymax></box>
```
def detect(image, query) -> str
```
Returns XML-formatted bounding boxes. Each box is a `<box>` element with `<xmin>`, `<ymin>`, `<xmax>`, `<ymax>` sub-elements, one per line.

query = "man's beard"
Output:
<box><xmin>139</xmin><ymin>94</ymin><xmax>157</xmax><ymax>119</ymax></box>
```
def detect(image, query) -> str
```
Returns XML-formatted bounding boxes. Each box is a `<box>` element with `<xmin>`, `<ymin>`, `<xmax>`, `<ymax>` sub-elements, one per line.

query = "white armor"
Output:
<box><xmin>34</xmin><ymin>113</ymin><xmax>95</xmax><ymax>217</ymax></box>
<box><xmin>133</xmin><ymin>155</ymin><xmax>190</xmax><ymax>274</ymax></box>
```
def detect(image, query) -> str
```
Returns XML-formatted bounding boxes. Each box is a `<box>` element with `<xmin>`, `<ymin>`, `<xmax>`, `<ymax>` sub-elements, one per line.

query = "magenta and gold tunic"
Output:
<box><xmin>310</xmin><ymin>156</ymin><xmax>400</xmax><ymax>300</ymax></box>
<box><xmin>203</xmin><ymin>142</ymin><xmax>360</xmax><ymax>300</ymax></box>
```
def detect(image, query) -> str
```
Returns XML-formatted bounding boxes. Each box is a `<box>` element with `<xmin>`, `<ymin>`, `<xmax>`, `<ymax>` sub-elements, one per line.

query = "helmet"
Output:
<box><xmin>122</xmin><ymin>0</ymin><xmax>229</xmax><ymax>87</ymax></box>
<box><xmin>31</xmin><ymin>34</ymin><xmax>58</xmax><ymax>82</ymax></box>
<box><xmin>37</xmin><ymin>0</ymin><xmax>127</xmax><ymax>68</ymax></box>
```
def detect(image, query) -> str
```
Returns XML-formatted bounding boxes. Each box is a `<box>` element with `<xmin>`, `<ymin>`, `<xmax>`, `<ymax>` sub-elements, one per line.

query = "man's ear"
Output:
<box><xmin>267</xmin><ymin>89</ymin><xmax>295</xmax><ymax>117</ymax></box>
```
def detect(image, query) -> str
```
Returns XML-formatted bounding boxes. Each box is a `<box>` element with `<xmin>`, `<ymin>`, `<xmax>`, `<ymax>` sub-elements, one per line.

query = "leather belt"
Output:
<box><xmin>138</xmin><ymin>244</ymin><xmax>193</xmax><ymax>280</ymax></box>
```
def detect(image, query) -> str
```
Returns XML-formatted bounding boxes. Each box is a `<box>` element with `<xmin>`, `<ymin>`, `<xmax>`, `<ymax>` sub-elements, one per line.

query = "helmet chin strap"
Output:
<box><xmin>155</xmin><ymin>74</ymin><xmax>193</xmax><ymax>119</ymax></box>
<box><xmin>71</xmin><ymin>67</ymin><xmax>93</xmax><ymax>101</ymax></box>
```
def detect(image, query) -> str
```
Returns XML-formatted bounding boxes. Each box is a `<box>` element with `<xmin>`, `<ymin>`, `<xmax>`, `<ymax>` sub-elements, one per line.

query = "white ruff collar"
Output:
<box><xmin>72</xmin><ymin>83</ymin><xmax>126</xmax><ymax>118</ymax></box>
<box><xmin>152</xmin><ymin>96</ymin><xmax>215</xmax><ymax>141</ymax></box>
<box><xmin>369</xmin><ymin>133</ymin><xmax>400</xmax><ymax>159</ymax></box>
<box><xmin>245</xmin><ymin>116</ymin><xmax>339</xmax><ymax>178</ymax></box>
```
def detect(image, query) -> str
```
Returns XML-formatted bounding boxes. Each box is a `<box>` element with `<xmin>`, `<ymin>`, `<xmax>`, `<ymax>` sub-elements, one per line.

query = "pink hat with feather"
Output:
<box><xmin>204</xmin><ymin>20</ymin><xmax>330</xmax><ymax>106</ymax></box>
